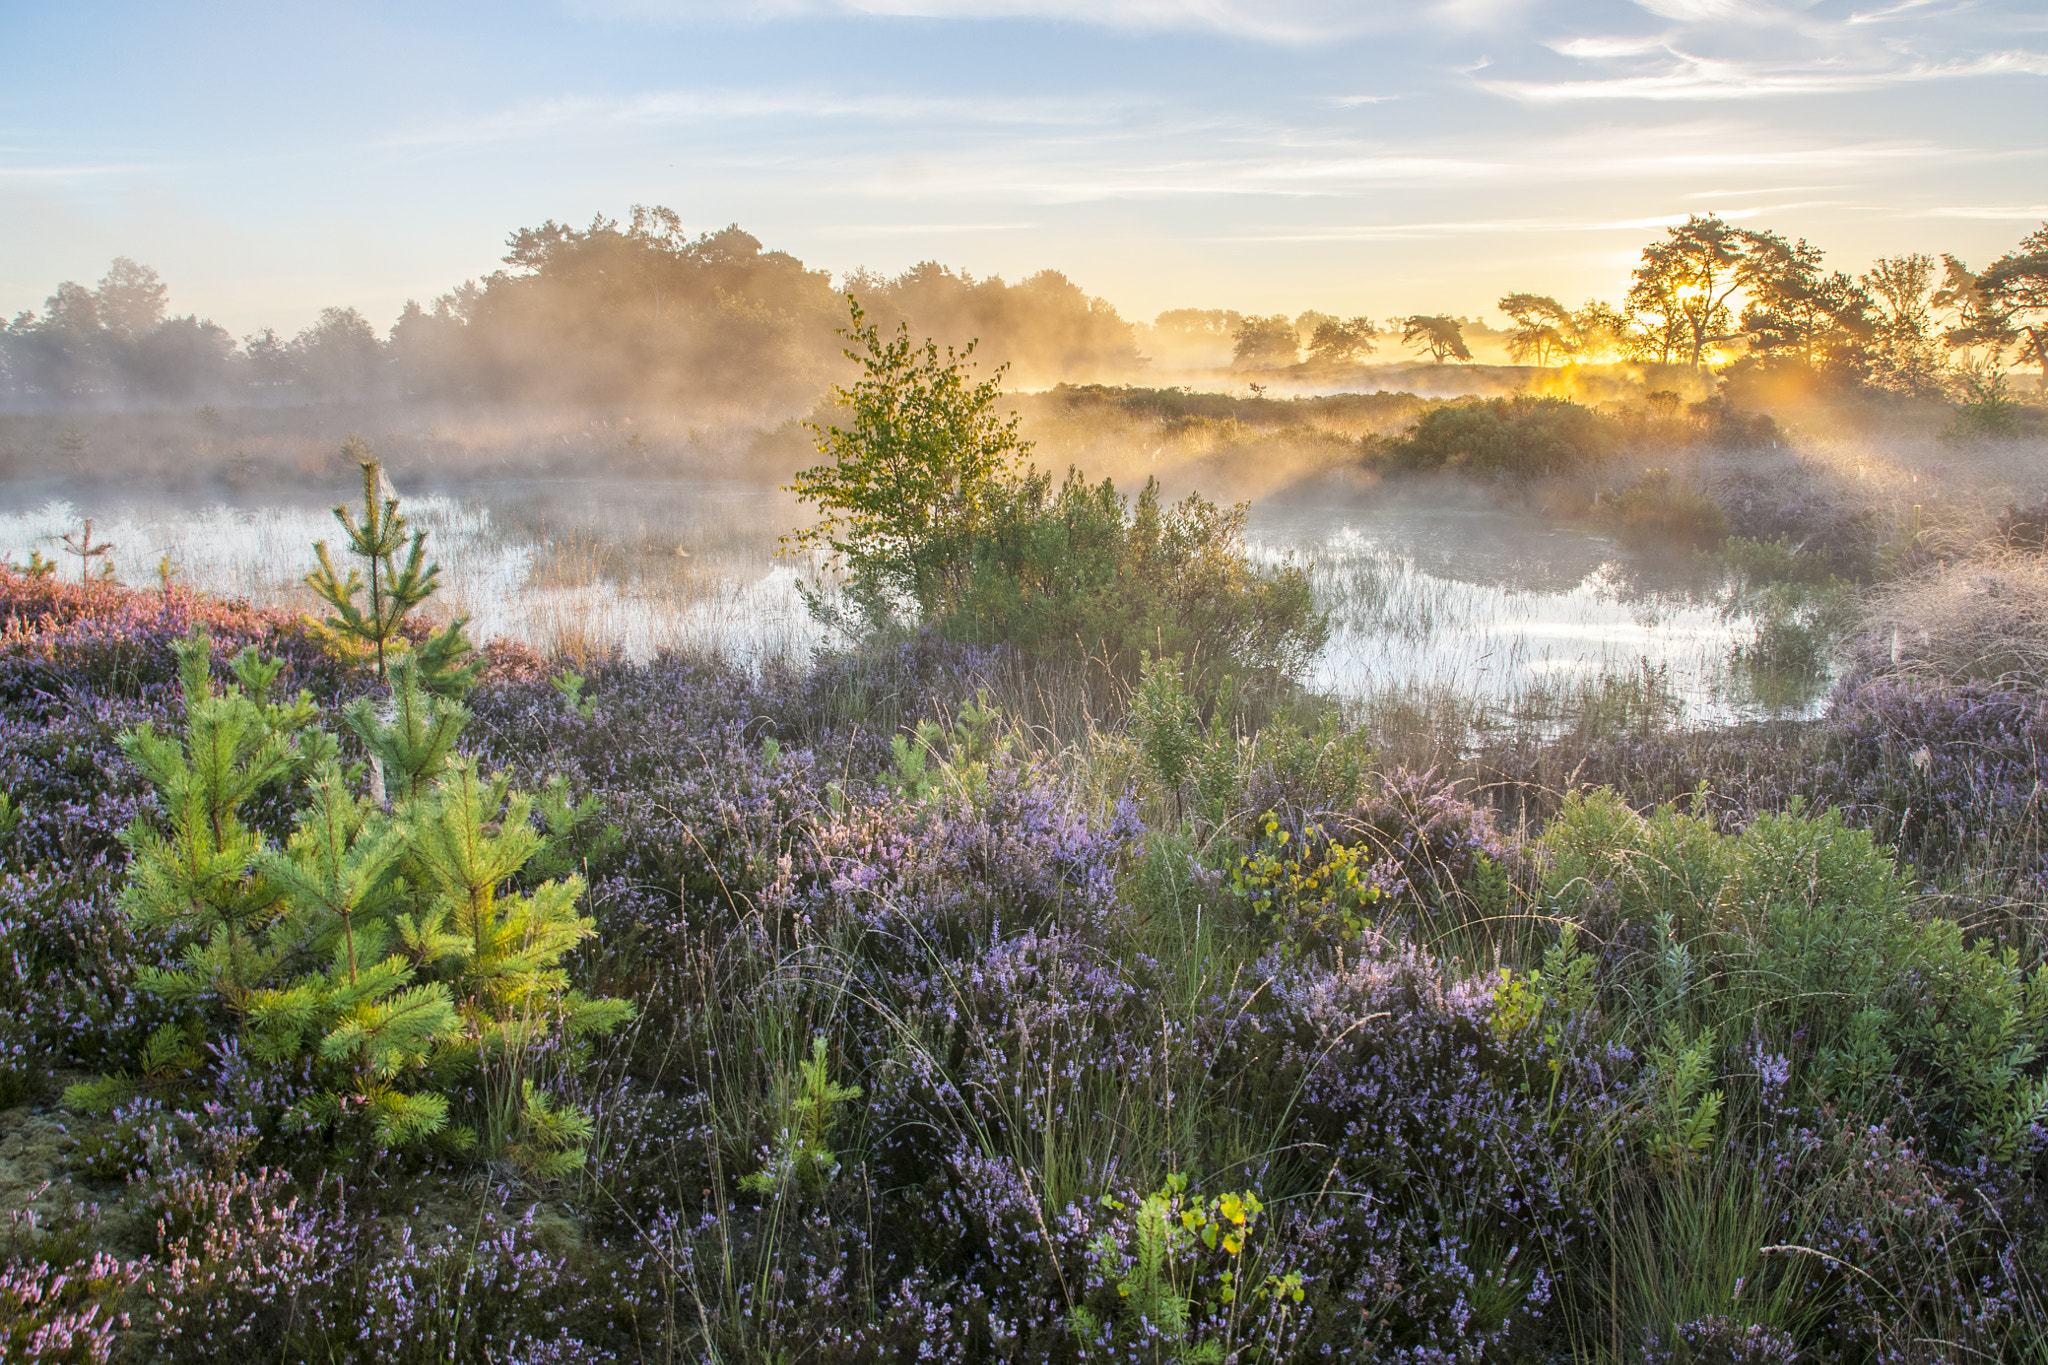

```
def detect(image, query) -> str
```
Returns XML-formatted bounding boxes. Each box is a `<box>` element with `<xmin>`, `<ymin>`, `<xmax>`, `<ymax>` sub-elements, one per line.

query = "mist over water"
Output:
<box><xmin>0</xmin><ymin>469</ymin><xmax>1778</xmax><ymax>720</ymax></box>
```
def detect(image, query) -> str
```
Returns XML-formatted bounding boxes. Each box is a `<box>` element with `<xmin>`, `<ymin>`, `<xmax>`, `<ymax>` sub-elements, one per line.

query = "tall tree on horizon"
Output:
<box><xmin>1401</xmin><ymin>315</ymin><xmax>1472</xmax><ymax>364</ymax></box>
<box><xmin>1979</xmin><ymin>224</ymin><xmax>2048</xmax><ymax>390</ymax></box>
<box><xmin>1498</xmin><ymin>294</ymin><xmax>1575</xmax><ymax>366</ymax></box>
<box><xmin>1625</xmin><ymin>215</ymin><xmax>1754</xmax><ymax>366</ymax></box>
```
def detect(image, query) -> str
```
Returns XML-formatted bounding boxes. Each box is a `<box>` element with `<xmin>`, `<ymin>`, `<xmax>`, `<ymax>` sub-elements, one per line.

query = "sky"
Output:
<box><xmin>1</xmin><ymin>0</ymin><xmax>2043</xmax><ymax>339</ymax></box>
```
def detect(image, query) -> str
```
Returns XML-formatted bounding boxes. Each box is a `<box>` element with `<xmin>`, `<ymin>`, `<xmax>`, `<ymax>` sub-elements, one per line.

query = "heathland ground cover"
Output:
<box><xmin>5</xmin><ymin>299</ymin><xmax>2048</xmax><ymax>1362</ymax></box>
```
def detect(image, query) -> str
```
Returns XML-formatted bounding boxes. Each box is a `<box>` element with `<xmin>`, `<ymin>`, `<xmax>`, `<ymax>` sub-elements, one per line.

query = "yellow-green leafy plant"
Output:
<box><xmin>1492</xmin><ymin>923</ymin><xmax>1599</xmax><ymax>1105</ymax></box>
<box><xmin>1232</xmin><ymin>813</ymin><xmax>1385</xmax><ymax>949</ymax></box>
<box><xmin>1075</xmin><ymin>1174</ymin><xmax>1302</xmax><ymax>1362</ymax></box>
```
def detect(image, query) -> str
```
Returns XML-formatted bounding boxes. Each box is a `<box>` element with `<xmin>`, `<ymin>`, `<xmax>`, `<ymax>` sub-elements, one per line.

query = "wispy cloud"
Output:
<box><xmin>1200</xmin><ymin>209</ymin><xmax>1781</xmax><ymax>242</ymax></box>
<box><xmin>572</xmin><ymin>0</ymin><xmax>1401</xmax><ymax>42</ymax></box>
<box><xmin>386</xmin><ymin>87</ymin><xmax>1143</xmax><ymax>151</ymax></box>
<box><xmin>0</xmin><ymin>161</ymin><xmax>166</xmax><ymax>179</ymax></box>
<box><xmin>1484</xmin><ymin>49</ymin><xmax>2048</xmax><ymax>102</ymax></box>
<box><xmin>1848</xmin><ymin>0</ymin><xmax>1956</xmax><ymax>25</ymax></box>
<box><xmin>1925</xmin><ymin>204</ymin><xmax>2048</xmax><ymax>220</ymax></box>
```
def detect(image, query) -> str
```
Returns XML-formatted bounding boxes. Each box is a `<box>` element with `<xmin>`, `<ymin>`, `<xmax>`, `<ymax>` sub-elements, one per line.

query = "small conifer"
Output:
<box><xmin>305</xmin><ymin>440</ymin><xmax>476</xmax><ymax>695</ymax></box>
<box><xmin>71</xmin><ymin>625</ymin><xmax>630</xmax><ymax>1170</ymax></box>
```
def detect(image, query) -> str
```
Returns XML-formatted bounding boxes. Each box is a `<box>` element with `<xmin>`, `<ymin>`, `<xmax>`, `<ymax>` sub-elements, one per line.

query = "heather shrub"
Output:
<box><xmin>1641</xmin><ymin>1316</ymin><xmax>1801</xmax><ymax>1365</ymax></box>
<box><xmin>0</xmin><ymin>1207</ymin><xmax>139</xmax><ymax>1365</ymax></box>
<box><xmin>1340</xmin><ymin>766</ymin><xmax>1524</xmax><ymax>948</ymax></box>
<box><xmin>1714</xmin><ymin>462</ymin><xmax>1887</xmax><ymax>582</ymax></box>
<box><xmin>1213</xmin><ymin>933</ymin><xmax>1613</xmax><ymax>1358</ymax></box>
<box><xmin>0</xmin><ymin>567</ymin><xmax>342</xmax><ymax>706</ymax></box>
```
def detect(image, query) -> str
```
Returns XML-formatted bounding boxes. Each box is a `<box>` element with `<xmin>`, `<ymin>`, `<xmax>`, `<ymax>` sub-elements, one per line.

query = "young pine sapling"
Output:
<box><xmin>305</xmin><ymin>441</ymin><xmax>477</xmax><ymax>696</ymax></box>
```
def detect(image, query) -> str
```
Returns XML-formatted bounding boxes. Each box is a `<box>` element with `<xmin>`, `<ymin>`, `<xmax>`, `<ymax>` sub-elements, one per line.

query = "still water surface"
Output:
<box><xmin>0</xmin><ymin>477</ymin><xmax>1786</xmax><ymax>722</ymax></box>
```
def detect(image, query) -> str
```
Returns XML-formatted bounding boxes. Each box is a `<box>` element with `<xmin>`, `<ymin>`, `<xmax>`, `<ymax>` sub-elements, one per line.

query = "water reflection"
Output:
<box><xmin>0</xmin><ymin>477</ymin><xmax>1809</xmax><ymax>721</ymax></box>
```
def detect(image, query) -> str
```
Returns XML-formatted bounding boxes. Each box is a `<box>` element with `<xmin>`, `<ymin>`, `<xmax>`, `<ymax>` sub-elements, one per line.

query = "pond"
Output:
<box><xmin>0</xmin><ymin>473</ymin><xmax>1801</xmax><ymax>723</ymax></box>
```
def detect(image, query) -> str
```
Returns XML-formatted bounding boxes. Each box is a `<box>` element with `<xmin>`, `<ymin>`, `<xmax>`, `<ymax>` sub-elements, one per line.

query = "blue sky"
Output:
<box><xmin>2</xmin><ymin>0</ymin><xmax>2042</xmax><ymax>337</ymax></box>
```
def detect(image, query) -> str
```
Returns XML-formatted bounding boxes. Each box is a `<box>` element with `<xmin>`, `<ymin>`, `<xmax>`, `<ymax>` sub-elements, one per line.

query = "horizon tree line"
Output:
<box><xmin>1211</xmin><ymin>216</ymin><xmax>2043</xmax><ymax>400</ymax></box>
<box><xmin>3</xmin><ymin>211</ymin><xmax>2042</xmax><ymax>412</ymax></box>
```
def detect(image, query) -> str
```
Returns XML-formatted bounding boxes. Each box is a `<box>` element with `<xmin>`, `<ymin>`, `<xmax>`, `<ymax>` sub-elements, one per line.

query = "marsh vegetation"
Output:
<box><xmin>3</xmin><ymin>216</ymin><xmax>2048</xmax><ymax>1363</ymax></box>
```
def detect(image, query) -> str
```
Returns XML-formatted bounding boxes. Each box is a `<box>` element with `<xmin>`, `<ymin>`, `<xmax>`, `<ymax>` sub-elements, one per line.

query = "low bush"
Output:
<box><xmin>1539</xmin><ymin>789</ymin><xmax>2048</xmax><ymax>1162</ymax></box>
<box><xmin>1384</xmin><ymin>393</ymin><xmax>1617</xmax><ymax>477</ymax></box>
<box><xmin>952</xmin><ymin>469</ymin><xmax>1326</xmax><ymax>696</ymax></box>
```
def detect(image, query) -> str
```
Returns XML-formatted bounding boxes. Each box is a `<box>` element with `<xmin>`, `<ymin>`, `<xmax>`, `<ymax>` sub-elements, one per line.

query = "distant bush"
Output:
<box><xmin>1721</xmin><ymin>534</ymin><xmax>1842</xmax><ymax>587</ymax></box>
<box><xmin>953</xmin><ymin>469</ymin><xmax>1325</xmax><ymax>693</ymax></box>
<box><xmin>1715</xmin><ymin>463</ymin><xmax>1886</xmax><ymax>582</ymax></box>
<box><xmin>1385</xmin><ymin>394</ymin><xmax>1615</xmax><ymax>477</ymax></box>
<box><xmin>1383</xmin><ymin>393</ymin><xmax>1778</xmax><ymax>483</ymax></box>
<box><xmin>1942</xmin><ymin>371</ymin><xmax>2032</xmax><ymax>443</ymax></box>
<box><xmin>1679</xmin><ymin>393</ymin><xmax>1780</xmax><ymax>447</ymax></box>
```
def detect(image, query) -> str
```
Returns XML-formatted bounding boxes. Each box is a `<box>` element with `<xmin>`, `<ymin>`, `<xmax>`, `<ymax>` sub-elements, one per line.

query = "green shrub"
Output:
<box><xmin>67</xmin><ymin>631</ymin><xmax>631</xmax><ymax>1171</ymax></box>
<box><xmin>1074</xmin><ymin>1174</ymin><xmax>1302</xmax><ymax>1361</ymax></box>
<box><xmin>952</xmin><ymin>469</ymin><xmax>1326</xmax><ymax>693</ymax></box>
<box><xmin>1231</xmin><ymin>812</ymin><xmax>1386</xmax><ymax>951</ymax></box>
<box><xmin>1942</xmin><ymin>371</ymin><xmax>2025</xmax><ymax>442</ymax></box>
<box><xmin>1386</xmin><ymin>395</ymin><xmax>1616</xmax><ymax>477</ymax></box>
<box><xmin>1539</xmin><ymin>790</ymin><xmax>2048</xmax><ymax>1159</ymax></box>
<box><xmin>787</xmin><ymin>300</ymin><xmax>1326</xmax><ymax>693</ymax></box>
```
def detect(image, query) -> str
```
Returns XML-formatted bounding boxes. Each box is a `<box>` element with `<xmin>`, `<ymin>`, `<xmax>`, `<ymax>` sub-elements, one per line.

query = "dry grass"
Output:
<box><xmin>1866</xmin><ymin>551</ymin><xmax>2048</xmax><ymax>685</ymax></box>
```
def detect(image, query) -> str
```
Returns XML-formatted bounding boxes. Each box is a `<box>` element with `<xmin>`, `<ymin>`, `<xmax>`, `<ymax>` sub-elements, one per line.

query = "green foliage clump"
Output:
<box><xmin>1539</xmin><ymin>789</ymin><xmax>2048</xmax><ymax>1160</ymax></box>
<box><xmin>786</xmin><ymin>301</ymin><xmax>1326</xmax><ymax>693</ymax></box>
<box><xmin>1075</xmin><ymin>1175</ymin><xmax>1301</xmax><ymax>1362</ymax></box>
<box><xmin>739</xmin><ymin>1035</ymin><xmax>863</xmax><ymax>1199</ymax></box>
<box><xmin>1232</xmin><ymin>812</ymin><xmax>1385</xmax><ymax>950</ymax></box>
<box><xmin>1720</xmin><ymin>535</ymin><xmax>1842</xmax><ymax>588</ymax></box>
<box><xmin>8</xmin><ymin>548</ymin><xmax>58</xmax><ymax>578</ymax></box>
<box><xmin>958</xmin><ymin>468</ymin><xmax>1326</xmax><ymax>692</ymax></box>
<box><xmin>784</xmin><ymin>299</ymin><xmax>1033</xmax><ymax>629</ymax></box>
<box><xmin>69</xmin><ymin>621</ymin><xmax>630</xmax><ymax>1168</ymax></box>
<box><xmin>1128</xmin><ymin>655</ymin><xmax>1243</xmax><ymax>824</ymax></box>
<box><xmin>1387</xmin><ymin>395</ymin><xmax>1616</xmax><ymax>477</ymax></box>
<box><xmin>1942</xmin><ymin>370</ymin><xmax>2029</xmax><ymax>442</ymax></box>
<box><xmin>883</xmin><ymin>691</ymin><xmax>1009</xmax><ymax>805</ymax></box>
